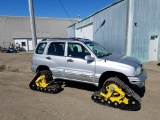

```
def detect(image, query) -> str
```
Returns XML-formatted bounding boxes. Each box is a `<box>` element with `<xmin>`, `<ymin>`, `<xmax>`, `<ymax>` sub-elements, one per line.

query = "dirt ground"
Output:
<box><xmin>0</xmin><ymin>52</ymin><xmax>160</xmax><ymax>120</ymax></box>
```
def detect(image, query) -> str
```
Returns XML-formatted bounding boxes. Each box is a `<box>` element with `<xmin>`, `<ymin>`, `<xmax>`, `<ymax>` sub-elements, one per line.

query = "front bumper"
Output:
<box><xmin>128</xmin><ymin>69</ymin><xmax>147</xmax><ymax>88</ymax></box>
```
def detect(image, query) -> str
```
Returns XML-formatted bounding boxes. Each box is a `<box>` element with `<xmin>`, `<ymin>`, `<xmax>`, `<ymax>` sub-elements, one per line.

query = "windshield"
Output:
<box><xmin>85</xmin><ymin>41</ymin><xmax>111</xmax><ymax>58</ymax></box>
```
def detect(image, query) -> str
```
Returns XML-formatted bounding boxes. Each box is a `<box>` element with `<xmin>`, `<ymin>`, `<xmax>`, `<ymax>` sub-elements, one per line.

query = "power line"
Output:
<box><xmin>58</xmin><ymin>0</ymin><xmax>74</xmax><ymax>24</ymax></box>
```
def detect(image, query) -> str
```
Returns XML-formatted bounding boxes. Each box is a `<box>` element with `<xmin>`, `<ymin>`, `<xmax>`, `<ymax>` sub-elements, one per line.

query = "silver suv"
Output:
<box><xmin>31</xmin><ymin>38</ymin><xmax>147</xmax><ymax>89</ymax></box>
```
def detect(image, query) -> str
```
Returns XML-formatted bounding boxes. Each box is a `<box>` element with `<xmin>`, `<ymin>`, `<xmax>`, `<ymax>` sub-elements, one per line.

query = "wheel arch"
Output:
<box><xmin>98</xmin><ymin>71</ymin><xmax>130</xmax><ymax>88</ymax></box>
<box><xmin>36</xmin><ymin>65</ymin><xmax>51</xmax><ymax>73</ymax></box>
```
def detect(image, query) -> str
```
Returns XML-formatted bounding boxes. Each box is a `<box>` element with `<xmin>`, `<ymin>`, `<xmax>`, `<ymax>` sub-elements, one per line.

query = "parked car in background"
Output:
<box><xmin>1</xmin><ymin>48</ymin><xmax>17</xmax><ymax>53</ymax></box>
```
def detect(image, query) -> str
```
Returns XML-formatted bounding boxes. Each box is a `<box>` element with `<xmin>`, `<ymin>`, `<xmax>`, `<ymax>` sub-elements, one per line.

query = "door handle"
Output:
<box><xmin>67</xmin><ymin>59</ymin><xmax>73</xmax><ymax>62</ymax></box>
<box><xmin>46</xmin><ymin>56</ymin><xmax>51</xmax><ymax>60</ymax></box>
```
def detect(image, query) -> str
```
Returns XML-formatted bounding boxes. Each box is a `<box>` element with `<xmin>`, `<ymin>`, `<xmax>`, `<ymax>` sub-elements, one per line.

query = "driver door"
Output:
<box><xmin>65</xmin><ymin>42</ymin><xmax>95</xmax><ymax>82</ymax></box>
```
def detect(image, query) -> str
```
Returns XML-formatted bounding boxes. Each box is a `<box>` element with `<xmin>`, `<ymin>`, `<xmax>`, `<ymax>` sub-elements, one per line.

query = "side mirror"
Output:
<box><xmin>85</xmin><ymin>55</ymin><xmax>95</xmax><ymax>61</ymax></box>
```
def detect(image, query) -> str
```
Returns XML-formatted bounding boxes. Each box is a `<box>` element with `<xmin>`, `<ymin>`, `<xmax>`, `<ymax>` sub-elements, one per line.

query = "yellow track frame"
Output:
<box><xmin>35</xmin><ymin>75</ymin><xmax>48</xmax><ymax>88</ymax></box>
<box><xmin>100</xmin><ymin>83</ymin><xmax>129</xmax><ymax>104</ymax></box>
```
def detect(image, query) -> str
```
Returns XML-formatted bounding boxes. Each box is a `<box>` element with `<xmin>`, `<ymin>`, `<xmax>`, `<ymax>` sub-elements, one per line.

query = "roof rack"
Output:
<box><xmin>67</xmin><ymin>37</ymin><xmax>90</xmax><ymax>41</ymax></box>
<box><xmin>41</xmin><ymin>37</ymin><xmax>90</xmax><ymax>41</ymax></box>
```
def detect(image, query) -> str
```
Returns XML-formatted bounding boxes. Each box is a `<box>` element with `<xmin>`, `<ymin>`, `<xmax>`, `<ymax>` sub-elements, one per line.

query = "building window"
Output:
<box><xmin>21</xmin><ymin>42</ymin><xmax>26</xmax><ymax>46</ymax></box>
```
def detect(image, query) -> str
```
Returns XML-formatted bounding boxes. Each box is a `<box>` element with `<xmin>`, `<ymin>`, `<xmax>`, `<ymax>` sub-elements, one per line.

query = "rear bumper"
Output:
<box><xmin>30</xmin><ymin>65</ymin><xmax>37</xmax><ymax>73</ymax></box>
<box><xmin>128</xmin><ymin>69</ymin><xmax>147</xmax><ymax>88</ymax></box>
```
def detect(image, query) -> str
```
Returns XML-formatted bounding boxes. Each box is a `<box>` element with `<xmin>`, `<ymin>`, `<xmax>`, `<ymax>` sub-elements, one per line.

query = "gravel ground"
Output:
<box><xmin>0</xmin><ymin>52</ymin><xmax>160</xmax><ymax>120</ymax></box>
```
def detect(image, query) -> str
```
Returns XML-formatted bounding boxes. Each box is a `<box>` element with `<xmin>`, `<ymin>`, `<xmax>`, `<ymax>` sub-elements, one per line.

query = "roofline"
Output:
<box><xmin>13</xmin><ymin>37</ymin><xmax>50</xmax><ymax>39</ymax></box>
<box><xmin>68</xmin><ymin>23</ymin><xmax>77</xmax><ymax>28</ymax></box>
<box><xmin>68</xmin><ymin>0</ymin><xmax>125</xmax><ymax>28</ymax></box>
<box><xmin>0</xmin><ymin>15</ymin><xmax>79</xmax><ymax>21</ymax></box>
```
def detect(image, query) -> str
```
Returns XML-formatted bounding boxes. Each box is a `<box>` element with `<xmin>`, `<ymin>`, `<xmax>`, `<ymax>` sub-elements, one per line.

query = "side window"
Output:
<box><xmin>47</xmin><ymin>42</ymin><xmax>65</xmax><ymax>56</ymax></box>
<box><xmin>35</xmin><ymin>42</ymin><xmax>47</xmax><ymax>54</ymax></box>
<box><xmin>68</xmin><ymin>43</ymin><xmax>90</xmax><ymax>59</ymax></box>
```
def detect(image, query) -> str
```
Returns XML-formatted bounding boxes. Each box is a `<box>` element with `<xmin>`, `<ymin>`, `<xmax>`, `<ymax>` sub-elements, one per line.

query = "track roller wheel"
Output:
<box><xmin>113</xmin><ymin>101</ymin><xmax>119</xmax><ymax>108</ymax></box>
<box><xmin>128</xmin><ymin>98</ymin><xmax>140</xmax><ymax>111</ymax></box>
<box><xmin>47</xmin><ymin>89</ymin><xmax>51</xmax><ymax>92</ymax></box>
<box><xmin>120</xmin><ymin>102</ymin><xmax>126</xmax><ymax>110</ymax></box>
<box><xmin>91</xmin><ymin>91</ymin><xmax>99</xmax><ymax>102</ymax></box>
<box><xmin>91</xmin><ymin>95</ymin><xmax>98</xmax><ymax>102</ymax></box>
<box><xmin>106</xmin><ymin>100</ymin><xmax>112</xmax><ymax>106</ymax></box>
<box><xmin>37</xmin><ymin>86</ymin><xmax>40</xmax><ymax>90</ymax></box>
<box><xmin>100</xmin><ymin>98</ymin><xmax>106</xmax><ymax>104</ymax></box>
<box><xmin>40</xmin><ymin>87</ymin><xmax>43</xmax><ymax>91</ymax></box>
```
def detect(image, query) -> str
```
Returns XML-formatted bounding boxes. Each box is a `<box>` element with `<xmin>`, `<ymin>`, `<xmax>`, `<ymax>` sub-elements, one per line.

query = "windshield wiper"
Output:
<box><xmin>107</xmin><ymin>53</ymin><xmax>112</xmax><ymax>56</ymax></box>
<box><xmin>103</xmin><ymin>53</ymin><xmax>112</xmax><ymax>57</ymax></box>
<box><xmin>98</xmin><ymin>53</ymin><xmax>112</xmax><ymax>58</ymax></box>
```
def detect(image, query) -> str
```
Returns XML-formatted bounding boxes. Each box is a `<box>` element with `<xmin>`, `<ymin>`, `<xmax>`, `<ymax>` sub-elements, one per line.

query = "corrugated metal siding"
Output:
<box><xmin>132</xmin><ymin>0</ymin><xmax>160</xmax><ymax>62</ymax></box>
<box><xmin>68</xmin><ymin>15</ymin><xmax>94</xmax><ymax>37</ymax></box>
<box><xmin>0</xmin><ymin>16</ymin><xmax>78</xmax><ymax>47</ymax></box>
<box><xmin>75</xmin><ymin>17</ymin><xmax>93</xmax><ymax>29</ymax></box>
<box><xmin>0</xmin><ymin>17</ymin><xmax>32</xmax><ymax>46</ymax></box>
<box><xmin>93</xmin><ymin>0</ymin><xmax>128</xmax><ymax>55</ymax></box>
<box><xmin>0</xmin><ymin>17</ymin><xmax>7</xmax><ymax>46</ymax></box>
<box><xmin>76</xmin><ymin>23</ymin><xmax>93</xmax><ymax>40</ymax></box>
<box><xmin>69</xmin><ymin>0</ymin><xmax>128</xmax><ymax>55</ymax></box>
<box><xmin>68</xmin><ymin>24</ymin><xmax>76</xmax><ymax>37</ymax></box>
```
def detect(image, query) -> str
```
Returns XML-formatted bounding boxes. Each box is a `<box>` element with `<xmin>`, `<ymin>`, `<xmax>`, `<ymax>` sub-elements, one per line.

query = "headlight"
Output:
<box><xmin>135</xmin><ymin>66</ymin><xmax>142</xmax><ymax>76</ymax></box>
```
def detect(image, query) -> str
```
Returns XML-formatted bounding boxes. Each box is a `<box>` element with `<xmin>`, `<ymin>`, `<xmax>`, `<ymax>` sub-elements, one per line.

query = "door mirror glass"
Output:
<box><xmin>85</xmin><ymin>55</ymin><xmax>95</xmax><ymax>61</ymax></box>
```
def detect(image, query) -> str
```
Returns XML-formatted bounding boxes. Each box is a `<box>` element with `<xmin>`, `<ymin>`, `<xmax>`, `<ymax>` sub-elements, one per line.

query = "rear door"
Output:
<box><xmin>45</xmin><ymin>42</ymin><xmax>66</xmax><ymax>77</ymax></box>
<box><xmin>149</xmin><ymin>36</ymin><xmax>159</xmax><ymax>61</ymax></box>
<box><xmin>65</xmin><ymin>42</ymin><xmax>95</xmax><ymax>82</ymax></box>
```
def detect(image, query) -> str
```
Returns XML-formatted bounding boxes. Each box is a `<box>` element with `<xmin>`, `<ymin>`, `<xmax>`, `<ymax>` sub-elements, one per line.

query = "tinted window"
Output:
<box><xmin>68</xmin><ymin>43</ymin><xmax>90</xmax><ymax>59</ymax></box>
<box><xmin>47</xmin><ymin>42</ymin><xmax>65</xmax><ymax>56</ymax></box>
<box><xmin>36</xmin><ymin>42</ymin><xmax>47</xmax><ymax>54</ymax></box>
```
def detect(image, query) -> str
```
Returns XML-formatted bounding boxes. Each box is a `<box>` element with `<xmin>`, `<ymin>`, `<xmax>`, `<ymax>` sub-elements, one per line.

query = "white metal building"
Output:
<box><xmin>14</xmin><ymin>38</ymin><xmax>45</xmax><ymax>51</ymax></box>
<box><xmin>68</xmin><ymin>0</ymin><xmax>160</xmax><ymax>62</ymax></box>
<box><xmin>0</xmin><ymin>16</ymin><xmax>78</xmax><ymax>51</ymax></box>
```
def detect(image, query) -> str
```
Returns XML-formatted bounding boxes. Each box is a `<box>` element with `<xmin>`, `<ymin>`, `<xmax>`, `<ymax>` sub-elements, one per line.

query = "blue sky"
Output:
<box><xmin>0</xmin><ymin>0</ymin><xmax>116</xmax><ymax>19</ymax></box>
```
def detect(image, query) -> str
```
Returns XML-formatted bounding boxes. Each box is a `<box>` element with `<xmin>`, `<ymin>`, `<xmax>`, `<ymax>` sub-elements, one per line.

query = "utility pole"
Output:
<box><xmin>28</xmin><ymin>0</ymin><xmax>37</xmax><ymax>49</ymax></box>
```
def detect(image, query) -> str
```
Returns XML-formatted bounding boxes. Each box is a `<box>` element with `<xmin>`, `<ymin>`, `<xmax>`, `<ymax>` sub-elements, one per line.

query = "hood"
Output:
<box><xmin>101</xmin><ymin>53</ymin><xmax>141</xmax><ymax>67</ymax></box>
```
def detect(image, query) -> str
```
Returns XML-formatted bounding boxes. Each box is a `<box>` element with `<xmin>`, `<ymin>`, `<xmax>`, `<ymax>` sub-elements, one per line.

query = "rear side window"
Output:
<box><xmin>47</xmin><ymin>42</ymin><xmax>65</xmax><ymax>56</ymax></box>
<box><xmin>35</xmin><ymin>42</ymin><xmax>47</xmax><ymax>54</ymax></box>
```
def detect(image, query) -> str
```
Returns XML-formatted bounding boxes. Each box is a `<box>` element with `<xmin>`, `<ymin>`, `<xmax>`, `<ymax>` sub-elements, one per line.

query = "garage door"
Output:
<box><xmin>76</xmin><ymin>23</ymin><xmax>93</xmax><ymax>40</ymax></box>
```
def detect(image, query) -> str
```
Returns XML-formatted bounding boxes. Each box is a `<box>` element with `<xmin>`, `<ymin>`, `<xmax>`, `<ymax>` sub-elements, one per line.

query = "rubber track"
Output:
<box><xmin>92</xmin><ymin>77</ymin><xmax>141</xmax><ymax>111</ymax></box>
<box><xmin>29</xmin><ymin>73</ymin><xmax>62</xmax><ymax>94</ymax></box>
<box><xmin>29</xmin><ymin>82</ymin><xmax>61</xmax><ymax>94</ymax></box>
